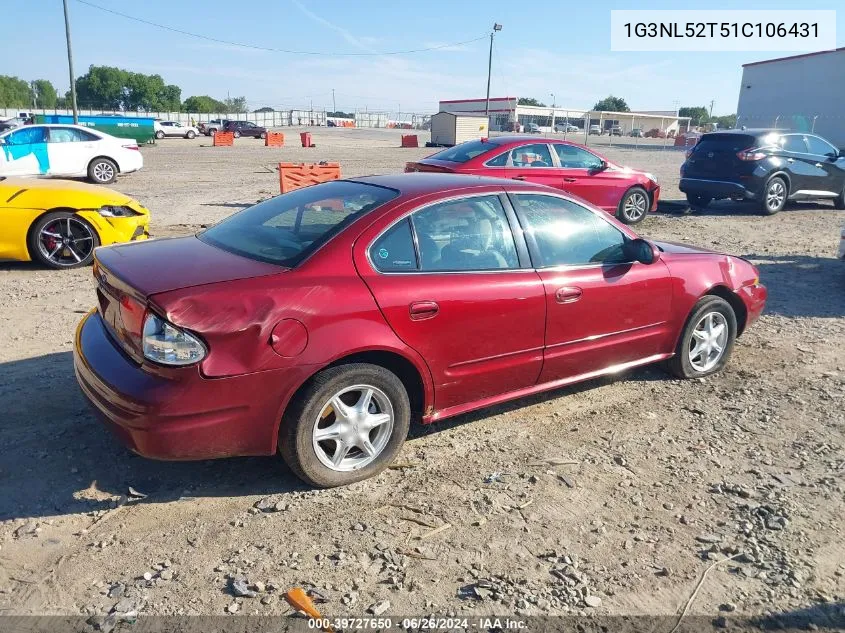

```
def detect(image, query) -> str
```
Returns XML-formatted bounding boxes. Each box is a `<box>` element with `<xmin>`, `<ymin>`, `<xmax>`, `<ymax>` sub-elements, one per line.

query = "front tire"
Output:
<box><xmin>155</xmin><ymin>130</ymin><xmax>165</xmax><ymax>139</ymax></box>
<box><xmin>834</xmin><ymin>184</ymin><xmax>845</xmax><ymax>210</ymax></box>
<box><xmin>88</xmin><ymin>157</ymin><xmax>118</xmax><ymax>184</ymax></box>
<box><xmin>762</xmin><ymin>176</ymin><xmax>787</xmax><ymax>215</ymax></box>
<box><xmin>617</xmin><ymin>187</ymin><xmax>649</xmax><ymax>224</ymax></box>
<box><xmin>28</xmin><ymin>211</ymin><xmax>100</xmax><ymax>269</ymax></box>
<box><xmin>279</xmin><ymin>363</ymin><xmax>411</xmax><ymax>487</ymax></box>
<box><xmin>665</xmin><ymin>296</ymin><xmax>737</xmax><ymax>379</ymax></box>
<box><xmin>686</xmin><ymin>193</ymin><xmax>712</xmax><ymax>208</ymax></box>
<box><xmin>259</xmin><ymin>132</ymin><xmax>267</xmax><ymax>139</ymax></box>
<box><xmin>186</xmin><ymin>130</ymin><xmax>196</xmax><ymax>139</ymax></box>
<box><xmin>233</xmin><ymin>130</ymin><xmax>241</xmax><ymax>139</ymax></box>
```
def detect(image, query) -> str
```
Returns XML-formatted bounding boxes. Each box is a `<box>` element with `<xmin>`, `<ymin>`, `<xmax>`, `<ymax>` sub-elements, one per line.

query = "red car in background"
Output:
<box><xmin>406</xmin><ymin>136</ymin><xmax>660</xmax><ymax>224</ymax></box>
<box><xmin>74</xmin><ymin>174</ymin><xmax>765</xmax><ymax>488</ymax></box>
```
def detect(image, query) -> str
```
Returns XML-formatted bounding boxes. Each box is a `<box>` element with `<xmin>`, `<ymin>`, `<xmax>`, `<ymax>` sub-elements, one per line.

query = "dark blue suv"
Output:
<box><xmin>679</xmin><ymin>129</ymin><xmax>845</xmax><ymax>214</ymax></box>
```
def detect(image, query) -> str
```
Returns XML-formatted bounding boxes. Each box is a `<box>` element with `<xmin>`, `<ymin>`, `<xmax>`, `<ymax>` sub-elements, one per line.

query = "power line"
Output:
<box><xmin>74</xmin><ymin>0</ymin><xmax>487</xmax><ymax>57</ymax></box>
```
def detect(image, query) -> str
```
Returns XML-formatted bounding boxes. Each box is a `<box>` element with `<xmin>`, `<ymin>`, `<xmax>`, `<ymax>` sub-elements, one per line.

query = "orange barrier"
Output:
<box><xmin>300</xmin><ymin>132</ymin><xmax>314</xmax><ymax>147</ymax></box>
<box><xmin>265</xmin><ymin>132</ymin><xmax>285</xmax><ymax>147</ymax></box>
<box><xmin>213</xmin><ymin>132</ymin><xmax>234</xmax><ymax>147</ymax></box>
<box><xmin>279</xmin><ymin>162</ymin><xmax>341</xmax><ymax>193</ymax></box>
<box><xmin>401</xmin><ymin>134</ymin><xmax>419</xmax><ymax>148</ymax></box>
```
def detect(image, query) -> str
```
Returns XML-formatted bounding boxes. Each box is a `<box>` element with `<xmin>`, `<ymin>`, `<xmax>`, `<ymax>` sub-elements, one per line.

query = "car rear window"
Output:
<box><xmin>693</xmin><ymin>134</ymin><xmax>758</xmax><ymax>153</ymax></box>
<box><xmin>199</xmin><ymin>181</ymin><xmax>399</xmax><ymax>267</ymax></box>
<box><xmin>429</xmin><ymin>139</ymin><xmax>500</xmax><ymax>163</ymax></box>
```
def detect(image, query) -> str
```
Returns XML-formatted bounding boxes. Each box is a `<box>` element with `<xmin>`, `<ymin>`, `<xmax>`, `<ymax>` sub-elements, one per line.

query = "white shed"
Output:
<box><xmin>430</xmin><ymin>111</ymin><xmax>489</xmax><ymax>146</ymax></box>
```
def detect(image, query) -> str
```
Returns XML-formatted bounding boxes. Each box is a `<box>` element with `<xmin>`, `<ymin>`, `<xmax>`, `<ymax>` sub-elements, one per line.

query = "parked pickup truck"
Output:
<box><xmin>198</xmin><ymin>119</ymin><xmax>229</xmax><ymax>136</ymax></box>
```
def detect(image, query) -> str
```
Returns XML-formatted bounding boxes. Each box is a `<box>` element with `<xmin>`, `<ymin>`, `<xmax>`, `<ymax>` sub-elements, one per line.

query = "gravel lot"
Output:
<box><xmin>2</xmin><ymin>128</ymin><xmax>844</xmax><ymax>627</ymax></box>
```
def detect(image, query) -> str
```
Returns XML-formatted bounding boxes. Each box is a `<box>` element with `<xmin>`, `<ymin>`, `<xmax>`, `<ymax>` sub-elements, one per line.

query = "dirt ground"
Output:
<box><xmin>1</xmin><ymin>128</ymin><xmax>844</xmax><ymax>628</ymax></box>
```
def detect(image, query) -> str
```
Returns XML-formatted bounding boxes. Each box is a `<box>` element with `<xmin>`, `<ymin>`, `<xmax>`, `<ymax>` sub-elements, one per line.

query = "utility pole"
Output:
<box><xmin>485</xmin><ymin>23</ymin><xmax>503</xmax><ymax>118</ymax></box>
<box><xmin>332</xmin><ymin>88</ymin><xmax>336</xmax><ymax>114</ymax></box>
<box><xmin>63</xmin><ymin>0</ymin><xmax>79</xmax><ymax>123</ymax></box>
<box><xmin>31</xmin><ymin>82</ymin><xmax>38</xmax><ymax>110</ymax></box>
<box><xmin>709</xmin><ymin>99</ymin><xmax>714</xmax><ymax>118</ymax></box>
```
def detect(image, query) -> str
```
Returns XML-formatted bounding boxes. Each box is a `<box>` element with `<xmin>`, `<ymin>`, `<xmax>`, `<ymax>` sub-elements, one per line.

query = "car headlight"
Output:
<box><xmin>98</xmin><ymin>205</ymin><xmax>141</xmax><ymax>218</ymax></box>
<box><xmin>142</xmin><ymin>313</ymin><xmax>207</xmax><ymax>365</ymax></box>
<box><xmin>644</xmin><ymin>172</ymin><xmax>659</xmax><ymax>185</ymax></box>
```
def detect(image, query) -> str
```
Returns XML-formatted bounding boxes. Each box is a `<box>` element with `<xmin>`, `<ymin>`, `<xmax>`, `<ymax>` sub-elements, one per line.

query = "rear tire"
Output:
<box><xmin>834</xmin><ymin>184</ymin><xmax>845</xmax><ymax>210</ymax></box>
<box><xmin>762</xmin><ymin>176</ymin><xmax>787</xmax><ymax>215</ymax></box>
<box><xmin>155</xmin><ymin>130</ymin><xmax>165</xmax><ymax>139</ymax></box>
<box><xmin>686</xmin><ymin>193</ymin><xmax>712</xmax><ymax>208</ymax></box>
<box><xmin>617</xmin><ymin>187</ymin><xmax>649</xmax><ymax>224</ymax></box>
<box><xmin>209</xmin><ymin>129</ymin><xmax>217</xmax><ymax>136</ymax></box>
<box><xmin>279</xmin><ymin>363</ymin><xmax>411</xmax><ymax>488</ymax></box>
<box><xmin>665</xmin><ymin>296</ymin><xmax>737</xmax><ymax>379</ymax></box>
<box><xmin>87</xmin><ymin>157</ymin><xmax>118</xmax><ymax>184</ymax></box>
<box><xmin>186</xmin><ymin>130</ymin><xmax>196</xmax><ymax>139</ymax></box>
<box><xmin>259</xmin><ymin>132</ymin><xmax>267</xmax><ymax>139</ymax></box>
<box><xmin>233</xmin><ymin>130</ymin><xmax>241</xmax><ymax>139</ymax></box>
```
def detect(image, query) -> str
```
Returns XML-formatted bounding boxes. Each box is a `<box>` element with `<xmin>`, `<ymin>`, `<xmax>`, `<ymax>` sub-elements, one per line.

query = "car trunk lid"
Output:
<box><xmin>405</xmin><ymin>159</ymin><xmax>456</xmax><ymax>173</ymax></box>
<box><xmin>93</xmin><ymin>236</ymin><xmax>284</xmax><ymax>361</ymax></box>
<box><xmin>684</xmin><ymin>133</ymin><xmax>758</xmax><ymax>178</ymax></box>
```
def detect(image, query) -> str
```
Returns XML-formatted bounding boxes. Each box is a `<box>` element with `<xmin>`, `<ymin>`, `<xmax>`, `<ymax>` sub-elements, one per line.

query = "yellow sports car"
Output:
<box><xmin>0</xmin><ymin>177</ymin><xmax>149</xmax><ymax>269</ymax></box>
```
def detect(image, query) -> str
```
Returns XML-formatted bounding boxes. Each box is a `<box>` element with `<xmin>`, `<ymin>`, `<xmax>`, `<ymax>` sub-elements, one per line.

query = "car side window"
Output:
<box><xmin>370</xmin><ymin>218</ymin><xmax>418</xmax><ymax>272</ymax></box>
<box><xmin>780</xmin><ymin>135</ymin><xmax>808</xmax><ymax>153</ymax></box>
<box><xmin>485</xmin><ymin>151</ymin><xmax>509</xmax><ymax>167</ymax></box>
<box><xmin>553</xmin><ymin>144</ymin><xmax>603</xmax><ymax>169</ymax></box>
<box><xmin>806</xmin><ymin>135</ymin><xmax>837</xmax><ymax>157</ymax></box>
<box><xmin>509</xmin><ymin>144</ymin><xmax>553</xmax><ymax>168</ymax></box>
<box><xmin>6</xmin><ymin>127</ymin><xmax>47</xmax><ymax>145</ymax></box>
<box><xmin>412</xmin><ymin>195</ymin><xmax>519</xmax><ymax>271</ymax></box>
<box><xmin>512</xmin><ymin>194</ymin><xmax>629</xmax><ymax>267</ymax></box>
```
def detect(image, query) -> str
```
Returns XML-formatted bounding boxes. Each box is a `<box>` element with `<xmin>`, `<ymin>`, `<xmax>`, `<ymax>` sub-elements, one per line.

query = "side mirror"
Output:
<box><xmin>594</xmin><ymin>160</ymin><xmax>608</xmax><ymax>171</ymax></box>
<box><xmin>625</xmin><ymin>238</ymin><xmax>660</xmax><ymax>264</ymax></box>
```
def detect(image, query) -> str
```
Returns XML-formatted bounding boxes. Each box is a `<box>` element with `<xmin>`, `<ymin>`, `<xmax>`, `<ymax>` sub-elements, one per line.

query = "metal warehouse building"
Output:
<box><xmin>737</xmin><ymin>47</ymin><xmax>845</xmax><ymax>147</ymax></box>
<box><xmin>438</xmin><ymin>97</ymin><xmax>687</xmax><ymax>136</ymax></box>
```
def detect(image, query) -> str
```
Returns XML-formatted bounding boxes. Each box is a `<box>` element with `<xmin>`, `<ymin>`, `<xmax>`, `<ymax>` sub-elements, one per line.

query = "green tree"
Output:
<box><xmin>592</xmin><ymin>95</ymin><xmax>629</xmax><ymax>112</ymax></box>
<box><xmin>224</xmin><ymin>96</ymin><xmax>248</xmax><ymax>113</ymax></box>
<box><xmin>30</xmin><ymin>79</ymin><xmax>57</xmax><ymax>108</ymax></box>
<box><xmin>327</xmin><ymin>110</ymin><xmax>354</xmax><ymax>118</ymax></box>
<box><xmin>679</xmin><ymin>106</ymin><xmax>709</xmax><ymax>125</ymax></box>
<box><xmin>253</xmin><ymin>106</ymin><xmax>274</xmax><ymax>113</ymax></box>
<box><xmin>74</xmin><ymin>65</ymin><xmax>182</xmax><ymax>111</ymax></box>
<box><xmin>711</xmin><ymin>114</ymin><xmax>737</xmax><ymax>129</ymax></box>
<box><xmin>0</xmin><ymin>75</ymin><xmax>34</xmax><ymax>108</ymax></box>
<box><xmin>517</xmin><ymin>97</ymin><xmax>546</xmax><ymax>107</ymax></box>
<box><xmin>183</xmin><ymin>95</ymin><xmax>227</xmax><ymax>113</ymax></box>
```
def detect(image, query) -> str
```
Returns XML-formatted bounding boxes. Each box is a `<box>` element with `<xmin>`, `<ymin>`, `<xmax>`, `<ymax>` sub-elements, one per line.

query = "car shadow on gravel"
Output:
<box><xmin>0</xmin><ymin>352</ymin><xmax>308</xmax><ymax>523</ymax></box>
<box><xmin>746</xmin><ymin>254</ymin><xmax>845</xmax><ymax>318</ymax></box>
<box><xmin>657</xmin><ymin>198</ymin><xmax>835</xmax><ymax>216</ymax></box>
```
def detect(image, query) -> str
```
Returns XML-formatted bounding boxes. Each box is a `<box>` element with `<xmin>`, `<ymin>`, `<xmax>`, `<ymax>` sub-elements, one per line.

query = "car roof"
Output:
<box><xmin>349</xmin><ymin>172</ymin><xmax>547</xmax><ymax>196</ymax></box>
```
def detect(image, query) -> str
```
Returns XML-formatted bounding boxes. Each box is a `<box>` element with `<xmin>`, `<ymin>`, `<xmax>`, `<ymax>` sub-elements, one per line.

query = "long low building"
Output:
<box><xmin>737</xmin><ymin>48</ymin><xmax>845</xmax><ymax>147</ymax></box>
<box><xmin>438</xmin><ymin>97</ymin><xmax>689</xmax><ymax>135</ymax></box>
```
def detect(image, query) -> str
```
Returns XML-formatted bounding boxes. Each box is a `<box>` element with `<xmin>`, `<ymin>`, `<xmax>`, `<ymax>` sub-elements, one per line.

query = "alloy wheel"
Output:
<box><xmin>766</xmin><ymin>180</ymin><xmax>785</xmax><ymax>211</ymax></box>
<box><xmin>312</xmin><ymin>384</ymin><xmax>394</xmax><ymax>472</ymax></box>
<box><xmin>688</xmin><ymin>311</ymin><xmax>728</xmax><ymax>372</ymax></box>
<box><xmin>624</xmin><ymin>192</ymin><xmax>647</xmax><ymax>222</ymax></box>
<box><xmin>92</xmin><ymin>161</ymin><xmax>115</xmax><ymax>183</ymax></box>
<box><xmin>38</xmin><ymin>217</ymin><xmax>95</xmax><ymax>267</ymax></box>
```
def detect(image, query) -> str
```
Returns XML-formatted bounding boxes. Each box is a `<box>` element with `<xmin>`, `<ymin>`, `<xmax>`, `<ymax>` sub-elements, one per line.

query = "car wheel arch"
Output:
<box><xmin>25</xmin><ymin>207</ymin><xmax>99</xmax><ymax>260</ymax></box>
<box><xmin>767</xmin><ymin>171</ymin><xmax>791</xmax><ymax>194</ymax></box>
<box><xmin>269</xmin><ymin>347</ymin><xmax>433</xmax><ymax>453</ymax></box>
<box><xmin>671</xmin><ymin>285</ymin><xmax>747</xmax><ymax>353</ymax></box>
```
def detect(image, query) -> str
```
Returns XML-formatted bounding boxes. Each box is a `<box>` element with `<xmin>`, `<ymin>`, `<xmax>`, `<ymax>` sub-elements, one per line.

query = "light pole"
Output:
<box><xmin>332</xmin><ymin>88</ymin><xmax>336</xmax><ymax>114</ymax></box>
<box><xmin>485</xmin><ymin>23</ymin><xmax>502</xmax><ymax>119</ymax></box>
<box><xmin>63</xmin><ymin>0</ymin><xmax>79</xmax><ymax>123</ymax></box>
<box><xmin>550</xmin><ymin>93</ymin><xmax>555</xmax><ymax>133</ymax></box>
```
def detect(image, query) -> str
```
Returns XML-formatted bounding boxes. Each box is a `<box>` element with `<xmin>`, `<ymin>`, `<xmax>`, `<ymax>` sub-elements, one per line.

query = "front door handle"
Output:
<box><xmin>815</xmin><ymin>163</ymin><xmax>823</xmax><ymax>168</ymax></box>
<box><xmin>555</xmin><ymin>286</ymin><xmax>583</xmax><ymax>303</ymax></box>
<box><xmin>409</xmin><ymin>300</ymin><xmax>439</xmax><ymax>320</ymax></box>
<box><xmin>512</xmin><ymin>175</ymin><xmax>526</xmax><ymax>181</ymax></box>
<box><xmin>563</xmin><ymin>177</ymin><xmax>577</xmax><ymax>183</ymax></box>
<box><xmin>787</xmin><ymin>158</ymin><xmax>795</xmax><ymax>163</ymax></box>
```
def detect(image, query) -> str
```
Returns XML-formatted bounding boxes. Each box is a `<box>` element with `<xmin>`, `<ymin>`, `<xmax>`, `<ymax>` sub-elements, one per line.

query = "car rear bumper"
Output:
<box><xmin>73</xmin><ymin>310</ymin><xmax>300</xmax><ymax>460</ymax></box>
<box><xmin>117</xmin><ymin>151</ymin><xmax>143</xmax><ymax>175</ymax></box>
<box><xmin>737</xmin><ymin>282</ymin><xmax>767</xmax><ymax>331</ymax></box>
<box><xmin>679</xmin><ymin>178</ymin><xmax>757</xmax><ymax>200</ymax></box>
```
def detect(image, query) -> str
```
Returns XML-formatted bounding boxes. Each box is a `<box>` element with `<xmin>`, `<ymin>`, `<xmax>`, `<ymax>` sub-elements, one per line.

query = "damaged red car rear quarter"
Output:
<box><xmin>146</xmin><ymin>241</ymin><xmax>434</xmax><ymax>457</ymax></box>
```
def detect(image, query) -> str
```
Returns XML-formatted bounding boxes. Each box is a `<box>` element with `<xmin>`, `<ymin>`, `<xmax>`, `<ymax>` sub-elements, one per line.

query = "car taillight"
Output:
<box><xmin>142</xmin><ymin>312</ymin><xmax>207</xmax><ymax>366</ymax></box>
<box><xmin>685</xmin><ymin>148</ymin><xmax>694</xmax><ymax>159</ymax></box>
<box><xmin>736</xmin><ymin>150</ymin><xmax>767</xmax><ymax>161</ymax></box>
<box><xmin>122</xmin><ymin>143</ymin><xmax>140</xmax><ymax>151</ymax></box>
<box><xmin>405</xmin><ymin>163</ymin><xmax>418</xmax><ymax>173</ymax></box>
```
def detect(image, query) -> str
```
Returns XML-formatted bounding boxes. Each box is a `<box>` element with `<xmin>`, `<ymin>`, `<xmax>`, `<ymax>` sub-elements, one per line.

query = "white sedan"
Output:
<box><xmin>0</xmin><ymin>124</ymin><xmax>143</xmax><ymax>184</ymax></box>
<box><xmin>154</xmin><ymin>120</ymin><xmax>198</xmax><ymax>139</ymax></box>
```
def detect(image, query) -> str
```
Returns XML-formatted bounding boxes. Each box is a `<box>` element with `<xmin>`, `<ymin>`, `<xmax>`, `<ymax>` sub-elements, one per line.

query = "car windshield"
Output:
<box><xmin>199</xmin><ymin>181</ymin><xmax>399</xmax><ymax>267</ymax></box>
<box><xmin>429</xmin><ymin>139</ymin><xmax>500</xmax><ymax>163</ymax></box>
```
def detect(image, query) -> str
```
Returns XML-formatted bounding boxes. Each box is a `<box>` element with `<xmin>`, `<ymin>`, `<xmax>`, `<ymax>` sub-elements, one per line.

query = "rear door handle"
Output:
<box><xmin>815</xmin><ymin>163</ymin><xmax>823</xmax><ymax>168</ymax></box>
<box><xmin>409</xmin><ymin>300</ymin><xmax>439</xmax><ymax>320</ymax></box>
<box><xmin>563</xmin><ymin>178</ymin><xmax>577</xmax><ymax>183</ymax></box>
<box><xmin>787</xmin><ymin>158</ymin><xmax>795</xmax><ymax>163</ymax></box>
<box><xmin>512</xmin><ymin>175</ymin><xmax>526</xmax><ymax>181</ymax></box>
<box><xmin>555</xmin><ymin>286</ymin><xmax>583</xmax><ymax>303</ymax></box>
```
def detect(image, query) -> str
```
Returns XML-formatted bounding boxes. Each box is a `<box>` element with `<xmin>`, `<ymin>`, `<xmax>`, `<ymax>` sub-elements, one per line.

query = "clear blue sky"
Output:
<box><xmin>3</xmin><ymin>0</ymin><xmax>842</xmax><ymax>115</ymax></box>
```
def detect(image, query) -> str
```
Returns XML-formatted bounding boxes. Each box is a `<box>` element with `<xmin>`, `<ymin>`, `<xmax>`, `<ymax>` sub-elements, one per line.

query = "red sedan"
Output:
<box><xmin>74</xmin><ymin>174</ymin><xmax>766</xmax><ymax>487</ymax></box>
<box><xmin>405</xmin><ymin>137</ymin><xmax>660</xmax><ymax>224</ymax></box>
